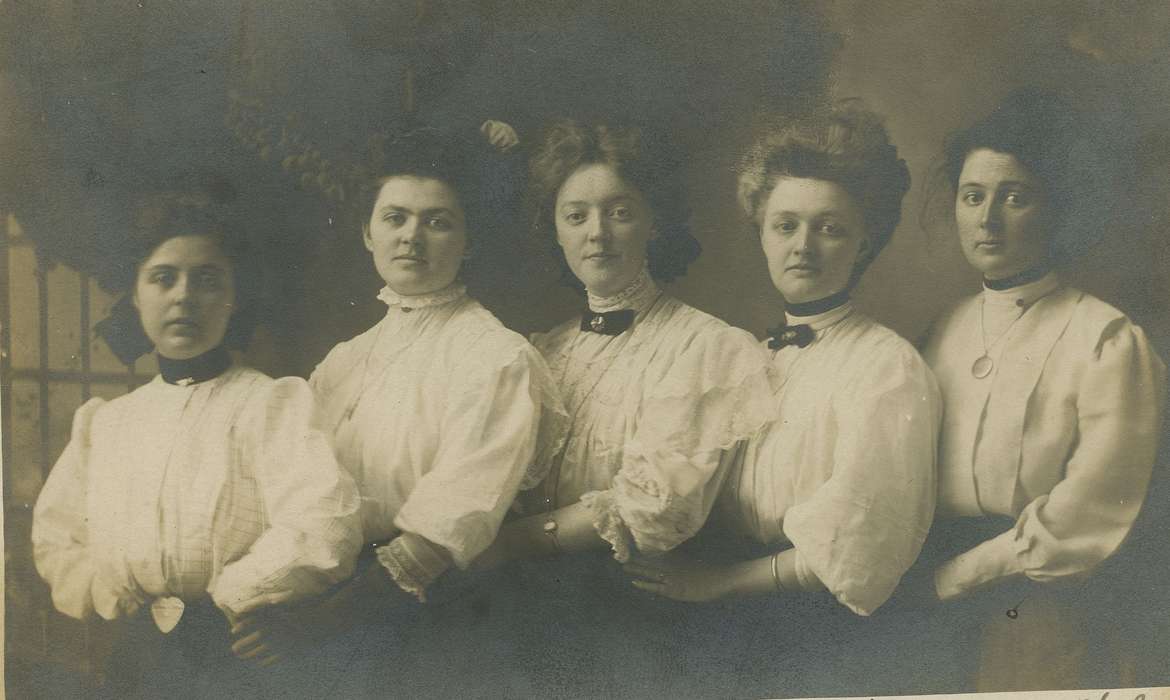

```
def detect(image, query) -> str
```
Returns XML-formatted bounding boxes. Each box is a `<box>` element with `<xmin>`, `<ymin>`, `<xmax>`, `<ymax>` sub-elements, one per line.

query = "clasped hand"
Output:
<box><xmin>624</xmin><ymin>551</ymin><xmax>728</xmax><ymax>603</ymax></box>
<box><xmin>227</xmin><ymin>565</ymin><xmax>394</xmax><ymax>667</ymax></box>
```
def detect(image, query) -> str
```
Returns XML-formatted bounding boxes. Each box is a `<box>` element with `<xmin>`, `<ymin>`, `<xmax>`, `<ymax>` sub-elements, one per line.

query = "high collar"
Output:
<box><xmin>158</xmin><ymin>346</ymin><xmax>233</xmax><ymax>386</ymax></box>
<box><xmin>586</xmin><ymin>265</ymin><xmax>660</xmax><ymax>314</ymax></box>
<box><xmin>981</xmin><ymin>271</ymin><xmax>1061</xmax><ymax>309</ymax></box>
<box><xmin>785</xmin><ymin>300</ymin><xmax>855</xmax><ymax>332</ymax></box>
<box><xmin>785</xmin><ymin>289</ymin><xmax>851</xmax><ymax>318</ymax></box>
<box><xmin>983</xmin><ymin>265</ymin><xmax>1050</xmax><ymax>291</ymax></box>
<box><xmin>377</xmin><ymin>283</ymin><xmax>467</xmax><ymax>311</ymax></box>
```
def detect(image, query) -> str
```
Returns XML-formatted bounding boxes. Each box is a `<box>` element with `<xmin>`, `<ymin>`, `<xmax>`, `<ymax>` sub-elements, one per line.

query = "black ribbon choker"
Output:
<box><xmin>159</xmin><ymin>346</ymin><xmax>232</xmax><ymax>386</ymax></box>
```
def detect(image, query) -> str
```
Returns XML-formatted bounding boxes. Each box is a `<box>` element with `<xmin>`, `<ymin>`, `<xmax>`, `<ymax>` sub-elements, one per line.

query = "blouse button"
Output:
<box><xmin>402</xmin><ymin>307</ymin><xmax>414</xmax><ymax>313</ymax></box>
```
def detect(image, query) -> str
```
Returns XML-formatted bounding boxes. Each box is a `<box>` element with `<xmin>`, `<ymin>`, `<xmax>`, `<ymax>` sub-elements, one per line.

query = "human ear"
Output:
<box><xmin>362</xmin><ymin>223</ymin><xmax>374</xmax><ymax>252</ymax></box>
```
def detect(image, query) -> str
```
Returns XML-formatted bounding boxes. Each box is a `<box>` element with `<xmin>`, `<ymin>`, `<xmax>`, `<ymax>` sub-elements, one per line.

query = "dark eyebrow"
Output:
<box><xmin>378</xmin><ymin>205</ymin><xmax>457</xmax><ymax>217</ymax></box>
<box><xmin>767</xmin><ymin>209</ymin><xmax>846</xmax><ymax>218</ymax></box>
<box><xmin>958</xmin><ymin>180</ymin><xmax>1035</xmax><ymax>190</ymax></box>
<box><xmin>559</xmin><ymin>196</ymin><xmax>635</xmax><ymax>209</ymax></box>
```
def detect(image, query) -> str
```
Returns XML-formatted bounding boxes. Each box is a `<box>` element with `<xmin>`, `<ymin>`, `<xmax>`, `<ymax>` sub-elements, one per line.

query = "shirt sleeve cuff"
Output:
<box><xmin>934</xmin><ymin>530</ymin><xmax>1024</xmax><ymax>601</ymax></box>
<box><xmin>375</xmin><ymin>533</ymin><xmax>452</xmax><ymax>602</ymax></box>
<box><xmin>792</xmin><ymin>551</ymin><xmax>824</xmax><ymax>592</ymax></box>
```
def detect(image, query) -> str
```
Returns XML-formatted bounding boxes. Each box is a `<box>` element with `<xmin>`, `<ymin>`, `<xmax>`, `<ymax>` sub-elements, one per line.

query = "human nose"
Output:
<box><xmin>172</xmin><ymin>273</ymin><xmax>196</xmax><ymax>306</ymax></box>
<box><xmin>791</xmin><ymin>225</ymin><xmax>813</xmax><ymax>256</ymax></box>
<box><xmin>585</xmin><ymin>213</ymin><xmax>611</xmax><ymax>243</ymax></box>
<box><xmin>979</xmin><ymin>200</ymin><xmax>1002</xmax><ymax>231</ymax></box>
<box><xmin>398</xmin><ymin>217</ymin><xmax>423</xmax><ymax>247</ymax></box>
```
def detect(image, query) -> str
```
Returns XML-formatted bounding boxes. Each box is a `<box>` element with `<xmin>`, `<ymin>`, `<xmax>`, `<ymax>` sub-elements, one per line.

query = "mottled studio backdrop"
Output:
<box><xmin>3</xmin><ymin>0</ymin><xmax>1170</xmax><ymax>695</ymax></box>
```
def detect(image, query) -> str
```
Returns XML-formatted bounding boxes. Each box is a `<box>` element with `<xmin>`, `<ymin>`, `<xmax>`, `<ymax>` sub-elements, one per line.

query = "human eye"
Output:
<box><xmin>197</xmin><ymin>269</ymin><xmax>223</xmax><ymax>289</ymax></box>
<box><xmin>1004</xmin><ymin>190</ymin><xmax>1031</xmax><ymax>207</ymax></box>
<box><xmin>819</xmin><ymin>221</ymin><xmax>845</xmax><ymax>236</ymax></box>
<box><xmin>563</xmin><ymin>209</ymin><xmax>587</xmax><ymax>225</ymax></box>
<box><xmin>382</xmin><ymin>211</ymin><xmax>407</xmax><ymax>226</ymax></box>
<box><xmin>426</xmin><ymin>216</ymin><xmax>452</xmax><ymax>231</ymax></box>
<box><xmin>609</xmin><ymin>205</ymin><xmax>633</xmax><ymax>221</ymax></box>
<box><xmin>149</xmin><ymin>269</ymin><xmax>175</xmax><ymax>286</ymax></box>
<box><xmin>961</xmin><ymin>191</ymin><xmax>984</xmax><ymax>206</ymax></box>
<box><xmin>771</xmin><ymin>218</ymin><xmax>798</xmax><ymax>234</ymax></box>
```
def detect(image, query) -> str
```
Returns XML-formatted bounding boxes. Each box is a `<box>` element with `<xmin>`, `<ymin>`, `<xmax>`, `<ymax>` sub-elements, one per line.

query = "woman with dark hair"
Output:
<box><xmin>31</xmin><ymin>197</ymin><xmax>363</xmax><ymax>698</ymax></box>
<box><xmin>470</xmin><ymin>119</ymin><xmax>775</xmax><ymax>696</ymax></box>
<box><xmin>254</xmin><ymin>126</ymin><xmax>566</xmax><ymax>696</ymax></box>
<box><xmin>923</xmin><ymin>88</ymin><xmax>1166</xmax><ymax>690</ymax></box>
<box><xmin>626</xmin><ymin>105</ymin><xmax>942</xmax><ymax>697</ymax></box>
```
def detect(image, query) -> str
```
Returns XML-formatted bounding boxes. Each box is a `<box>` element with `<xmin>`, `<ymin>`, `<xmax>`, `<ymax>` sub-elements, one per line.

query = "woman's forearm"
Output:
<box><xmin>721</xmin><ymin>548</ymin><xmax>814</xmax><ymax>599</ymax></box>
<box><xmin>500</xmin><ymin>501</ymin><xmax>607</xmax><ymax>561</ymax></box>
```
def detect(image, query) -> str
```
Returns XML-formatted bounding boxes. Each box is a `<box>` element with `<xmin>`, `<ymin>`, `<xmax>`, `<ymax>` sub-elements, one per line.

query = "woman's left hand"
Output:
<box><xmin>229</xmin><ymin>608</ymin><xmax>297</xmax><ymax>668</ymax></box>
<box><xmin>624</xmin><ymin>553</ymin><xmax>728</xmax><ymax>603</ymax></box>
<box><xmin>228</xmin><ymin>597</ymin><xmax>340</xmax><ymax>668</ymax></box>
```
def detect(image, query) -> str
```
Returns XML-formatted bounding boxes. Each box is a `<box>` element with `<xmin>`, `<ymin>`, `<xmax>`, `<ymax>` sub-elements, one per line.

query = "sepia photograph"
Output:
<box><xmin>2</xmin><ymin>1</ymin><xmax>1170</xmax><ymax>698</ymax></box>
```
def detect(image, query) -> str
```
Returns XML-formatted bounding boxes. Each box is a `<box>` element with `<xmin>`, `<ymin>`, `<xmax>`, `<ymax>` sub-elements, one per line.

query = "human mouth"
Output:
<box><xmin>167</xmin><ymin>318</ymin><xmax>200</xmax><ymax>334</ymax></box>
<box><xmin>585</xmin><ymin>252</ymin><xmax>619</xmax><ymax>262</ymax></box>
<box><xmin>393</xmin><ymin>255</ymin><xmax>427</xmax><ymax>263</ymax></box>
<box><xmin>786</xmin><ymin>263</ymin><xmax>819</xmax><ymax>274</ymax></box>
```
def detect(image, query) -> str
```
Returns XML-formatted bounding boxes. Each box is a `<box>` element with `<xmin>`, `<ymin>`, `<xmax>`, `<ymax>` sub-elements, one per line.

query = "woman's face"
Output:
<box><xmin>759</xmin><ymin>177</ymin><xmax>868</xmax><ymax>304</ymax></box>
<box><xmin>554</xmin><ymin>163</ymin><xmax>655</xmax><ymax>297</ymax></box>
<box><xmin>955</xmin><ymin>148</ymin><xmax>1050</xmax><ymax>279</ymax></box>
<box><xmin>365</xmin><ymin>175</ymin><xmax>468</xmax><ymax>296</ymax></box>
<box><xmin>134</xmin><ymin>234</ymin><xmax>236</xmax><ymax>360</ymax></box>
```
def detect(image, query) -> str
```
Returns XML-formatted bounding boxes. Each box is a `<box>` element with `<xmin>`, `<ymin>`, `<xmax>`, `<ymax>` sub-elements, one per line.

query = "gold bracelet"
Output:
<box><xmin>542</xmin><ymin>519</ymin><xmax>562</xmax><ymax>554</ymax></box>
<box><xmin>771</xmin><ymin>552</ymin><xmax>785</xmax><ymax>593</ymax></box>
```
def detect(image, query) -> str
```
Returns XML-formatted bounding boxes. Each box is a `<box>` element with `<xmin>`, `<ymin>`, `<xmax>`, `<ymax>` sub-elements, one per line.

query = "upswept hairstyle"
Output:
<box><xmin>528</xmin><ymin>120</ymin><xmax>701</xmax><ymax>287</ymax></box>
<box><xmin>737</xmin><ymin>104</ymin><xmax>911</xmax><ymax>283</ymax></box>
<box><xmin>941</xmin><ymin>87</ymin><xmax>1108</xmax><ymax>263</ymax></box>
<box><xmin>356</xmin><ymin>126</ymin><xmax>521</xmax><ymax>261</ymax></box>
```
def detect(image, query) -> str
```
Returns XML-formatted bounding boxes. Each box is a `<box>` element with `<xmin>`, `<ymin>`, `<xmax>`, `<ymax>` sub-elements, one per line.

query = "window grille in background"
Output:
<box><xmin>2</xmin><ymin>213</ymin><xmax>155</xmax><ymax>685</ymax></box>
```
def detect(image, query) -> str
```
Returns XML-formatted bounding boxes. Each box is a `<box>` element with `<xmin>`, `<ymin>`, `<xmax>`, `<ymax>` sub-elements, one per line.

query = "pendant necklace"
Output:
<box><xmin>971</xmin><ymin>298</ymin><xmax>1025</xmax><ymax>379</ymax></box>
<box><xmin>971</xmin><ymin>280</ymin><xmax>1061</xmax><ymax>379</ymax></box>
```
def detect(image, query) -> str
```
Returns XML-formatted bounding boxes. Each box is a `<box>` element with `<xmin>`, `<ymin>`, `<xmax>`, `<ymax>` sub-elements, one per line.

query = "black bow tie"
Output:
<box><xmin>580</xmin><ymin>309</ymin><xmax>636</xmax><ymax>336</ymax></box>
<box><xmin>766</xmin><ymin>324</ymin><xmax>814</xmax><ymax>350</ymax></box>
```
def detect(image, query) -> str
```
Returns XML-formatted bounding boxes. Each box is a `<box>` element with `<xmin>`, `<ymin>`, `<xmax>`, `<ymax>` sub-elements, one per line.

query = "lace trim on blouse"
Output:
<box><xmin>586</xmin><ymin>265</ymin><xmax>659</xmax><ymax>313</ymax></box>
<box><xmin>580</xmin><ymin>490</ymin><xmax>635</xmax><ymax>562</ymax></box>
<box><xmin>377</xmin><ymin>283</ymin><xmax>467</xmax><ymax>310</ymax></box>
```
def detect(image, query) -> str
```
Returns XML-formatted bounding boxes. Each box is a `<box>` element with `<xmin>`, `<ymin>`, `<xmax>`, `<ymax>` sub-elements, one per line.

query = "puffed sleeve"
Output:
<box><xmin>935</xmin><ymin>320</ymin><xmax>1167</xmax><ymax>600</ymax></box>
<box><xmin>782</xmin><ymin>339</ymin><xmax>941</xmax><ymax>615</ymax></box>
<box><xmin>307</xmin><ymin>339</ymin><xmax>348</xmax><ymax>397</ymax></box>
<box><xmin>210</xmin><ymin>378</ymin><xmax>363</xmax><ymax>615</ymax></box>
<box><xmin>32</xmin><ymin>399</ymin><xmax>147</xmax><ymax>620</ymax></box>
<box><xmin>581</xmin><ymin>325</ymin><xmax>777</xmax><ymax>561</ymax></box>
<box><xmin>394</xmin><ymin>333</ymin><xmax>566</xmax><ymax>568</ymax></box>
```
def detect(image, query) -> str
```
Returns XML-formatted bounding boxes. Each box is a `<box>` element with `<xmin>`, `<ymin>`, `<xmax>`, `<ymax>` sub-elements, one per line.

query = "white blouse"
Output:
<box><xmin>925</xmin><ymin>274</ymin><xmax>1167</xmax><ymax>600</ymax></box>
<box><xmin>522</xmin><ymin>269</ymin><xmax>777</xmax><ymax>561</ymax></box>
<box><xmin>715</xmin><ymin>303</ymin><xmax>941</xmax><ymax>615</ymax></box>
<box><xmin>310</xmin><ymin>284</ymin><xmax>566</xmax><ymax>569</ymax></box>
<box><xmin>32</xmin><ymin>365</ymin><xmax>363</xmax><ymax>622</ymax></box>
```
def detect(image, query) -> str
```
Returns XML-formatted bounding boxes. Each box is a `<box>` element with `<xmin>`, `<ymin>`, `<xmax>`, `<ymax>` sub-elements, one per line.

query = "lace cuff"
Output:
<box><xmin>580</xmin><ymin>490</ymin><xmax>635</xmax><ymax>563</ymax></box>
<box><xmin>375</xmin><ymin>534</ymin><xmax>451</xmax><ymax>603</ymax></box>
